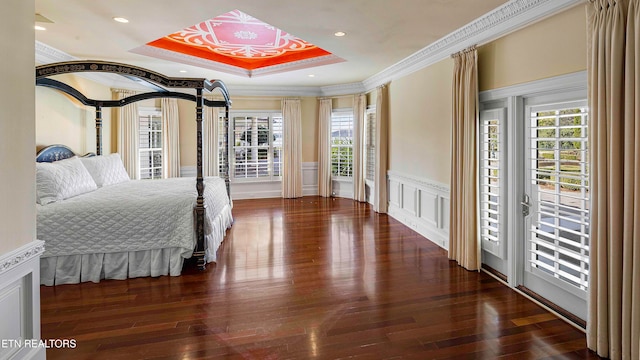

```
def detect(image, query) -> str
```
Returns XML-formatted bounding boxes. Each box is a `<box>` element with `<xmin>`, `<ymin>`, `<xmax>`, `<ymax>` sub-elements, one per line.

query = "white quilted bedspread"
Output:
<box><xmin>37</xmin><ymin>177</ymin><xmax>230</xmax><ymax>258</ymax></box>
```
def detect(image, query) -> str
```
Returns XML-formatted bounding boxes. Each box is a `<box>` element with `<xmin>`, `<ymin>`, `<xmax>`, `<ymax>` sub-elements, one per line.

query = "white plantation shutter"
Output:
<box><xmin>479</xmin><ymin>109</ymin><xmax>505</xmax><ymax>258</ymax></box>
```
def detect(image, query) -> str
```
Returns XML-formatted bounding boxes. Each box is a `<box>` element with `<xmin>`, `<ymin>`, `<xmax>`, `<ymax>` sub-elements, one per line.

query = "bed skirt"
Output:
<box><xmin>40</xmin><ymin>203</ymin><xmax>233</xmax><ymax>286</ymax></box>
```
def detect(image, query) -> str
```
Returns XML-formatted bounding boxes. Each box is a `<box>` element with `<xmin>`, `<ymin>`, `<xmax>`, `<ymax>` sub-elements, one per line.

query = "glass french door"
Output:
<box><xmin>521</xmin><ymin>100</ymin><xmax>590</xmax><ymax>321</ymax></box>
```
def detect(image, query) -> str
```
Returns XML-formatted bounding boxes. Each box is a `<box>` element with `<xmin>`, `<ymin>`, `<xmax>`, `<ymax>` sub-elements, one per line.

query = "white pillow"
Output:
<box><xmin>36</xmin><ymin>157</ymin><xmax>98</xmax><ymax>205</ymax></box>
<box><xmin>79</xmin><ymin>154</ymin><xmax>130</xmax><ymax>187</ymax></box>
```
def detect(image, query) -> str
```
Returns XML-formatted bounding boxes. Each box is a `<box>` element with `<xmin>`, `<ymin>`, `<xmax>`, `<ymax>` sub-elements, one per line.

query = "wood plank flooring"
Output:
<box><xmin>40</xmin><ymin>196</ymin><xmax>601</xmax><ymax>359</ymax></box>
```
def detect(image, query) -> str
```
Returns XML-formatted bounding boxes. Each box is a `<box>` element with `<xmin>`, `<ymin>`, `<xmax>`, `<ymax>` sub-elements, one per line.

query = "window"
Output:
<box><xmin>230</xmin><ymin>113</ymin><xmax>282</xmax><ymax>181</ymax></box>
<box><xmin>365</xmin><ymin>109</ymin><xmax>376</xmax><ymax>181</ymax></box>
<box><xmin>216</xmin><ymin>113</ymin><xmax>226</xmax><ymax>176</ymax></box>
<box><xmin>139</xmin><ymin>108</ymin><xmax>162</xmax><ymax>179</ymax></box>
<box><xmin>331</xmin><ymin>109</ymin><xmax>354</xmax><ymax>177</ymax></box>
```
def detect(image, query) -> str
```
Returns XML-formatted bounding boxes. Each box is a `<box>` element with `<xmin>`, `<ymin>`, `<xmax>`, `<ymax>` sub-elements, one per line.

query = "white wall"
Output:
<box><xmin>36</xmin><ymin>74</ymin><xmax>113</xmax><ymax>155</ymax></box>
<box><xmin>0</xmin><ymin>2</ymin><xmax>45</xmax><ymax>359</ymax></box>
<box><xmin>1</xmin><ymin>0</ymin><xmax>35</xmax><ymax>255</ymax></box>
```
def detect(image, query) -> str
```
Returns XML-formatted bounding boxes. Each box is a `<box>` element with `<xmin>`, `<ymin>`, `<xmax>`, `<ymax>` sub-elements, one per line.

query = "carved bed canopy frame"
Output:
<box><xmin>35</xmin><ymin>60</ymin><xmax>232</xmax><ymax>270</ymax></box>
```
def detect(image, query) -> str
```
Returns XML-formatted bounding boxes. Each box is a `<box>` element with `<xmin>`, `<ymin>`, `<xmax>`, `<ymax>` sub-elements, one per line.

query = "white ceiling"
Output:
<box><xmin>34</xmin><ymin>0</ymin><xmax>510</xmax><ymax>90</ymax></box>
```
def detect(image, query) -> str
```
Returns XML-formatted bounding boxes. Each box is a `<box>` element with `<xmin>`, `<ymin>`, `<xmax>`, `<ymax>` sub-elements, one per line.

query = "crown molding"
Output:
<box><xmin>35</xmin><ymin>40</ymin><xmax>75</xmax><ymax>63</ymax></box>
<box><xmin>36</xmin><ymin>0</ymin><xmax>583</xmax><ymax>96</ymax></box>
<box><xmin>250</xmin><ymin>55</ymin><xmax>345</xmax><ymax>77</ymax></box>
<box><xmin>320</xmin><ymin>82</ymin><xmax>366</xmax><ymax>96</ymax></box>
<box><xmin>131</xmin><ymin>45</ymin><xmax>251</xmax><ymax>77</ymax></box>
<box><xmin>131</xmin><ymin>45</ymin><xmax>344</xmax><ymax>78</ymax></box>
<box><xmin>213</xmin><ymin>82</ymin><xmax>365</xmax><ymax>98</ymax></box>
<box><xmin>35</xmin><ymin>42</ymin><xmax>359</xmax><ymax>97</ymax></box>
<box><xmin>362</xmin><ymin>0</ymin><xmax>583</xmax><ymax>91</ymax></box>
<box><xmin>227</xmin><ymin>84</ymin><xmax>321</xmax><ymax>97</ymax></box>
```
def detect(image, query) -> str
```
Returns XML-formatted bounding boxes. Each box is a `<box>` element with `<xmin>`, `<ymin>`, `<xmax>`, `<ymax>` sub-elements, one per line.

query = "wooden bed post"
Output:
<box><xmin>194</xmin><ymin>88</ymin><xmax>207</xmax><ymax>270</ymax></box>
<box><xmin>224</xmin><ymin>106</ymin><xmax>231</xmax><ymax>196</ymax></box>
<box><xmin>95</xmin><ymin>104</ymin><xmax>103</xmax><ymax>155</ymax></box>
<box><xmin>36</xmin><ymin>61</ymin><xmax>234</xmax><ymax>274</ymax></box>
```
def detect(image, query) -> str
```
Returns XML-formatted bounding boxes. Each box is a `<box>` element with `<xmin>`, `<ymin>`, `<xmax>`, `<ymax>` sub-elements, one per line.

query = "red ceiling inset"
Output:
<box><xmin>143</xmin><ymin>10</ymin><xmax>343</xmax><ymax>76</ymax></box>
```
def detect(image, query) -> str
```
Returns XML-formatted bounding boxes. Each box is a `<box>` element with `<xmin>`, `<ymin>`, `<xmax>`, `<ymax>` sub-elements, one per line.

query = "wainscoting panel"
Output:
<box><xmin>402</xmin><ymin>184</ymin><xmax>418</xmax><ymax>216</ymax></box>
<box><xmin>302</xmin><ymin>162</ymin><xmax>318</xmax><ymax>196</ymax></box>
<box><xmin>388</xmin><ymin>178</ymin><xmax>402</xmax><ymax>208</ymax></box>
<box><xmin>0</xmin><ymin>240</ymin><xmax>45</xmax><ymax>360</ymax></box>
<box><xmin>387</xmin><ymin>171</ymin><xmax>450</xmax><ymax>249</ymax></box>
<box><xmin>331</xmin><ymin>178</ymin><xmax>353</xmax><ymax>199</ymax></box>
<box><xmin>419</xmin><ymin>189</ymin><xmax>439</xmax><ymax>227</ymax></box>
<box><xmin>181</xmin><ymin>162</ymin><xmax>319</xmax><ymax>199</ymax></box>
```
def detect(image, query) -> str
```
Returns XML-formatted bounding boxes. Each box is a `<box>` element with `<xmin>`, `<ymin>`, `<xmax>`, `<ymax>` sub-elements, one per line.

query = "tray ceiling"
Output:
<box><xmin>139</xmin><ymin>9</ymin><xmax>343</xmax><ymax>77</ymax></box>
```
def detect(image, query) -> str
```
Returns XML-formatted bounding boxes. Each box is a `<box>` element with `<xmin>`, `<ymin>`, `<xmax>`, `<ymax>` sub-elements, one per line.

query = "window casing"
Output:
<box><xmin>230</xmin><ymin>112</ymin><xmax>282</xmax><ymax>182</ymax></box>
<box><xmin>139</xmin><ymin>108</ymin><xmax>162</xmax><ymax>179</ymax></box>
<box><xmin>331</xmin><ymin>109</ymin><xmax>354</xmax><ymax>178</ymax></box>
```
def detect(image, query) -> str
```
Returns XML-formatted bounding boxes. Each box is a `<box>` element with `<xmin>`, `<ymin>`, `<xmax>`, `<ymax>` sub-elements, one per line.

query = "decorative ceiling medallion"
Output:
<box><xmin>140</xmin><ymin>9</ymin><xmax>344</xmax><ymax>77</ymax></box>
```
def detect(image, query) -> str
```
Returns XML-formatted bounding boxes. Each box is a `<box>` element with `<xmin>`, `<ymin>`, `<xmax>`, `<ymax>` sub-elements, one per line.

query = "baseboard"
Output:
<box><xmin>0</xmin><ymin>240</ymin><xmax>46</xmax><ymax>360</ymax></box>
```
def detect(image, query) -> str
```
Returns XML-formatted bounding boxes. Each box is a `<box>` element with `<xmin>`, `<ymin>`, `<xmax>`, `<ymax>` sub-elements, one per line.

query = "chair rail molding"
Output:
<box><xmin>0</xmin><ymin>240</ymin><xmax>45</xmax><ymax>275</ymax></box>
<box><xmin>387</xmin><ymin>171</ymin><xmax>450</xmax><ymax>250</ymax></box>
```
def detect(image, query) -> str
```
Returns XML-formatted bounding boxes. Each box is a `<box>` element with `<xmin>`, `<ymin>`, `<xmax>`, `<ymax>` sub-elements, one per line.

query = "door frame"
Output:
<box><xmin>478</xmin><ymin>71</ymin><xmax>588</xmax><ymax>322</ymax></box>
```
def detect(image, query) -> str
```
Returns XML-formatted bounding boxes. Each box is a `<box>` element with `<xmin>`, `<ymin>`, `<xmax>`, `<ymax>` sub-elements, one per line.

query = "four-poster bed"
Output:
<box><xmin>35</xmin><ymin>60</ymin><xmax>233</xmax><ymax>285</ymax></box>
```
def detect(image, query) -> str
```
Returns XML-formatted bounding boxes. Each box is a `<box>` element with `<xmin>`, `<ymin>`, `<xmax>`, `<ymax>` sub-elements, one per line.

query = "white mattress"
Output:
<box><xmin>37</xmin><ymin>177</ymin><xmax>232</xmax><ymax>285</ymax></box>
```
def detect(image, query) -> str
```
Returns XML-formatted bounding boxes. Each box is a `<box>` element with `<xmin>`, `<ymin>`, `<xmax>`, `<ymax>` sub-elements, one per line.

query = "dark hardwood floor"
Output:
<box><xmin>40</xmin><ymin>196</ymin><xmax>601</xmax><ymax>359</ymax></box>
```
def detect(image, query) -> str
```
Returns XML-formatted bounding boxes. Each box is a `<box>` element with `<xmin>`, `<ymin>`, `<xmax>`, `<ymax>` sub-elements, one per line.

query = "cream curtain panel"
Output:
<box><xmin>448</xmin><ymin>47</ymin><xmax>479</xmax><ymax>271</ymax></box>
<box><xmin>161</xmin><ymin>98</ymin><xmax>180</xmax><ymax>178</ymax></box>
<box><xmin>353</xmin><ymin>94</ymin><xmax>367</xmax><ymax>202</ymax></box>
<box><xmin>373</xmin><ymin>85</ymin><xmax>389</xmax><ymax>213</ymax></box>
<box><xmin>587</xmin><ymin>1</ymin><xmax>640</xmax><ymax>359</ymax></box>
<box><xmin>203</xmin><ymin>101</ymin><xmax>220</xmax><ymax>177</ymax></box>
<box><xmin>282</xmin><ymin>98</ymin><xmax>303</xmax><ymax>198</ymax></box>
<box><xmin>112</xmin><ymin>88</ymin><xmax>139</xmax><ymax>180</ymax></box>
<box><xmin>318</xmin><ymin>98</ymin><xmax>333</xmax><ymax>197</ymax></box>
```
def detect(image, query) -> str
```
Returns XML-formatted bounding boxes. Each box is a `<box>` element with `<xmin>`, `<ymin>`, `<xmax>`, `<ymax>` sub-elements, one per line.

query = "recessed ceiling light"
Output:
<box><xmin>34</xmin><ymin>25</ymin><xmax>46</xmax><ymax>31</ymax></box>
<box><xmin>308</xmin><ymin>74</ymin><xmax>315</xmax><ymax>77</ymax></box>
<box><xmin>179</xmin><ymin>70</ymin><xmax>187</xmax><ymax>73</ymax></box>
<box><xmin>334</xmin><ymin>31</ymin><xmax>346</xmax><ymax>37</ymax></box>
<box><xmin>113</xmin><ymin>17</ymin><xmax>129</xmax><ymax>23</ymax></box>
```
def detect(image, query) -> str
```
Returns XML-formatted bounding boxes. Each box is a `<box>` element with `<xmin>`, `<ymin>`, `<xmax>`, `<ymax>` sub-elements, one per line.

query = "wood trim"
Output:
<box><xmin>517</xmin><ymin>285</ymin><xmax>586</xmax><ymax>329</ymax></box>
<box><xmin>481</xmin><ymin>263</ymin><xmax>508</xmax><ymax>283</ymax></box>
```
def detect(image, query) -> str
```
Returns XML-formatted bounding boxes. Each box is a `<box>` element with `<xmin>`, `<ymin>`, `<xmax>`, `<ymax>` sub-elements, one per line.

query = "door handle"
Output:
<box><xmin>521</xmin><ymin>194</ymin><xmax>530</xmax><ymax>216</ymax></box>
